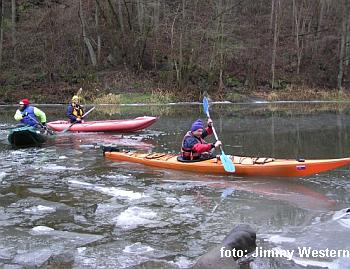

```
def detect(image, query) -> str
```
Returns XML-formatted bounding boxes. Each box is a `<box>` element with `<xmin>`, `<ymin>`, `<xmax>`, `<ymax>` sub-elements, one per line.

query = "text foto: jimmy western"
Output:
<box><xmin>220</xmin><ymin>246</ymin><xmax>350</xmax><ymax>261</ymax></box>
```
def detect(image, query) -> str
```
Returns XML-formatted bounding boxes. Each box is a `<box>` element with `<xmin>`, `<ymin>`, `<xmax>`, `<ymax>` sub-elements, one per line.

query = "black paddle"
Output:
<box><xmin>0</xmin><ymin>125</ymin><xmax>18</xmax><ymax>130</ymax></box>
<box><xmin>26</xmin><ymin>114</ymin><xmax>55</xmax><ymax>135</ymax></box>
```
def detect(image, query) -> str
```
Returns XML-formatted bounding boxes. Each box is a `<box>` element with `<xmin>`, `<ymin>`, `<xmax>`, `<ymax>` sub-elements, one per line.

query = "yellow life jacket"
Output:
<box><xmin>72</xmin><ymin>104</ymin><xmax>84</xmax><ymax>118</ymax></box>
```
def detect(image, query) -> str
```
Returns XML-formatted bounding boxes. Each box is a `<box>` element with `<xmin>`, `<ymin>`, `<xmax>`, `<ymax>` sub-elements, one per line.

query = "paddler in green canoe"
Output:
<box><xmin>14</xmin><ymin>98</ymin><xmax>47</xmax><ymax>129</ymax></box>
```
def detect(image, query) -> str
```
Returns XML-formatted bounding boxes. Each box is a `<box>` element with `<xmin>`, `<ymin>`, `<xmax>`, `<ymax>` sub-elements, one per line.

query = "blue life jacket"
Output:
<box><xmin>21</xmin><ymin>106</ymin><xmax>39</xmax><ymax>127</ymax></box>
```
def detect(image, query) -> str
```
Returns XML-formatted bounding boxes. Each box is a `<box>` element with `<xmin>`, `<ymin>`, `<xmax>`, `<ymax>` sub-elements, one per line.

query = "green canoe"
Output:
<box><xmin>8</xmin><ymin>125</ymin><xmax>49</xmax><ymax>147</ymax></box>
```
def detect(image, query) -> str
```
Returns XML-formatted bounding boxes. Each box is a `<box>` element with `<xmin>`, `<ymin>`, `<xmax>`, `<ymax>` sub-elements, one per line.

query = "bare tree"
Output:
<box><xmin>218</xmin><ymin>0</ymin><xmax>225</xmax><ymax>91</ymax></box>
<box><xmin>0</xmin><ymin>0</ymin><xmax>4</xmax><ymax>66</ymax></box>
<box><xmin>137</xmin><ymin>0</ymin><xmax>144</xmax><ymax>31</ymax></box>
<box><xmin>95</xmin><ymin>1</ymin><xmax>101</xmax><ymax>64</ymax></box>
<box><xmin>11</xmin><ymin>0</ymin><xmax>16</xmax><ymax>62</ymax></box>
<box><xmin>346</xmin><ymin>10</ymin><xmax>350</xmax><ymax>67</ymax></box>
<box><xmin>293</xmin><ymin>0</ymin><xmax>308</xmax><ymax>75</ymax></box>
<box><xmin>79</xmin><ymin>0</ymin><xmax>97</xmax><ymax>66</ymax></box>
<box><xmin>154</xmin><ymin>0</ymin><xmax>160</xmax><ymax>31</ymax></box>
<box><xmin>117</xmin><ymin>0</ymin><xmax>125</xmax><ymax>34</ymax></box>
<box><xmin>317</xmin><ymin>0</ymin><xmax>325</xmax><ymax>39</ymax></box>
<box><xmin>170</xmin><ymin>5</ymin><xmax>181</xmax><ymax>87</ymax></box>
<box><xmin>337</xmin><ymin>0</ymin><xmax>348</xmax><ymax>89</ymax></box>
<box><xmin>271</xmin><ymin>0</ymin><xmax>281</xmax><ymax>89</ymax></box>
<box><xmin>269</xmin><ymin>0</ymin><xmax>275</xmax><ymax>32</ymax></box>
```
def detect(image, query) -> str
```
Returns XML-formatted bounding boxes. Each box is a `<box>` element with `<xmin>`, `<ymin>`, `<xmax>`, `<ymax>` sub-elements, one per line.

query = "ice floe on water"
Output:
<box><xmin>43</xmin><ymin>163</ymin><xmax>82</xmax><ymax>171</ymax></box>
<box><xmin>114</xmin><ymin>207</ymin><xmax>158</xmax><ymax>229</ymax></box>
<box><xmin>96</xmin><ymin>186</ymin><xmax>144</xmax><ymax>200</ymax></box>
<box><xmin>68</xmin><ymin>179</ymin><xmax>145</xmax><ymax>200</ymax></box>
<box><xmin>268</xmin><ymin>235</ymin><xmax>296</xmax><ymax>244</ymax></box>
<box><xmin>104</xmin><ymin>173</ymin><xmax>133</xmax><ymax>181</ymax></box>
<box><xmin>23</xmin><ymin>205</ymin><xmax>56</xmax><ymax>214</ymax></box>
<box><xmin>332</xmin><ymin>208</ymin><xmax>350</xmax><ymax>229</ymax></box>
<box><xmin>291</xmin><ymin>256</ymin><xmax>346</xmax><ymax>269</ymax></box>
<box><xmin>30</xmin><ymin>226</ymin><xmax>55</xmax><ymax>234</ymax></box>
<box><xmin>0</xmin><ymin>171</ymin><xmax>6</xmax><ymax>180</ymax></box>
<box><xmin>27</xmin><ymin>188</ymin><xmax>53</xmax><ymax>195</ymax></box>
<box><xmin>68</xmin><ymin>179</ymin><xmax>92</xmax><ymax>186</ymax></box>
<box><xmin>123</xmin><ymin>242</ymin><xmax>154</xmax><ymax>254</ymax></box>
<box><xmin>165</xmin><ymin>197</ymin><xmax>180</xmax><ymax>206</ymax></box>
<box><xmin>173</xmin><ymin>256</ymin><xmax>193</xmax><ymax>268</ymax></box>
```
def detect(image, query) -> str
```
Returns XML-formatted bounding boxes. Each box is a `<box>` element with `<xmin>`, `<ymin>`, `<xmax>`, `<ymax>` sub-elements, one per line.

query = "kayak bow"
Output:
<box><xmin>8</xmin><ymin>126</ymin><xmax>49</xmax><ymax>147</ymax></box>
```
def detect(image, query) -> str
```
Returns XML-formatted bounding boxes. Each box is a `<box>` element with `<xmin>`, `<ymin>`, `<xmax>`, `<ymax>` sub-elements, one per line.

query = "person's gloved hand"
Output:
<box><xmin>76</xmin><ymin>118</ymin><xmax>82</xmax><ymax>122</ymax></box>
<box><xmin>207</xmin><ymin>118</ymin><xmax>213</xmax><ymax>127</ymax></box>
<box><xmin>214</xmin><ymin>140</ymin><xmax>222</xmax><ymax>148</ymax></box>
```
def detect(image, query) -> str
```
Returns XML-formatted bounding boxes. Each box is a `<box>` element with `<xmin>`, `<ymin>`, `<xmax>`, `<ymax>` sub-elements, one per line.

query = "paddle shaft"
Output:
<box><xmin>81</xmin><ymin>106</ymin><xmax>95</xmax><ymax>119</ymax></box>
<box><xmin>203</xmin><ymin>96</ymin><xmax>235</xmax><ymax>172</ymax></box>
<box><xmin>27</xmin><ymin>114</ymin><xmax>55</xmax><ymax>135</ymax></box>
<box><xmin>204</xmin><ymin>109</ymin><xmax>223</xmax><ymax>151</ymax></box>
<box><xmin>0</xmin><ymin>125</ymin><xmax>17</xmax><ymax>130</ymax></box>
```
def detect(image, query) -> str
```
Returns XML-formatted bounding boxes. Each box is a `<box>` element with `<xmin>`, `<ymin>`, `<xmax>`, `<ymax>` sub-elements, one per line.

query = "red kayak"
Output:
<box><xmin>47</xmin><ymin>116</ymin><xmax>157</xmax><ymax>132</ymax></box>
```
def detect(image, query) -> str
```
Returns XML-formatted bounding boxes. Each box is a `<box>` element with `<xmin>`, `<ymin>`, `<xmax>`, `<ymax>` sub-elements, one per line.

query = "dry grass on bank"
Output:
<box><xmin>93</xmin><ymin>93</ymin><xmax>121</xmax><ymax>104</ymax></box>
<box><xmin>261</xmin><ymin>86</ymin><xmax>350</xmax><ymax>101</ymax></box>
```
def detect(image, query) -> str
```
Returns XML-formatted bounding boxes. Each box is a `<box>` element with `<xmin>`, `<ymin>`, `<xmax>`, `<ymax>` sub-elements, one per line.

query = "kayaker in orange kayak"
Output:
<box><xmin>181</xmin><ymin>119</ymin><xmax>222</xmax><ymax>160</ymax></box>
<box><xmin>67</xmin><ymin>95</ymin><xmax>85</xmax><ymax>123</ymax></box>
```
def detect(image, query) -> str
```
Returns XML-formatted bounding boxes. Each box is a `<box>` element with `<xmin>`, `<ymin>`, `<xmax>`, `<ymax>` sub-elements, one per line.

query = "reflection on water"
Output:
<box><xmin>0</xmin><ymin>103</ymin><xmax>350</xmax><ymax>268</ymax></box>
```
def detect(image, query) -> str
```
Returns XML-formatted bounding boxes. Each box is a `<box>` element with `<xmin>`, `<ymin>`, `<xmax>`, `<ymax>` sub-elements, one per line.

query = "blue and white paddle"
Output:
<box><xmin>212</xmin><ymin>188</ymin><xmax>235</xmax><ymax>213</ymax></box>
<box><xmin>203</xmin><ymin>97</ymin><xmax>235</xmax><ymax>173</ymax></box>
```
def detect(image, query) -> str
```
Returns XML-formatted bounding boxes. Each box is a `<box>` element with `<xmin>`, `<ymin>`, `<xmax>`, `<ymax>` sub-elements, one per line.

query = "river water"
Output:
<box><xmin>0</xmin><ymin>102</ymin><xmax>349</xmax><ymax>269</ymax></box>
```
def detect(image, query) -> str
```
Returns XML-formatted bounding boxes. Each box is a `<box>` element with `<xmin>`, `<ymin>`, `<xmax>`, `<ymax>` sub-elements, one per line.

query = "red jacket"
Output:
<box><xmin>181</xmin><ymin>127</ymin><xmax>213</xmax><ymax>159</ymax></box>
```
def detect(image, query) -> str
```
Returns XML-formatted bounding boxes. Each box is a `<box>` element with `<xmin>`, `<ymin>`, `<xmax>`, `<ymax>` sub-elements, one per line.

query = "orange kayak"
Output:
<box><xmin>103</xmin><ymin>148</ymin><xmax>350</xmax><ymax>177</ymax></box>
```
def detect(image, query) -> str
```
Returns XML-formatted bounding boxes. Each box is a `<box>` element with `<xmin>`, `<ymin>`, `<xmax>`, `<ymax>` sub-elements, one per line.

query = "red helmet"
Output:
<box><xmin>19</xmin><ymin>98</ymin><xmax>30</xmax><ymax>106</ymax></box>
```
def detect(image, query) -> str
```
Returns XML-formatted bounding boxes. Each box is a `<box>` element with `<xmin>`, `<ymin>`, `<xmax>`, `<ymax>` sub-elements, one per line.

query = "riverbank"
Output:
<box><xmin>2</xmin><ymin>87</ymin><xmax>349</xmax><ymax>105</ymax></box>
<box><xmin>1</xmin><ymin>70</ymin><xmax>349</xmax><ymax>104</ymax></box>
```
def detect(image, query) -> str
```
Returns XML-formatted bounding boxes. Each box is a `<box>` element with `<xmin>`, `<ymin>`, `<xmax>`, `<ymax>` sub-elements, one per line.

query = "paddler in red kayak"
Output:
<box><xmin>67</xmin><ymin>95</ymin><xmax>85</xmax><ymax>123</ymax></box>
<box><xmin>181</xmin><ymin>119</ymin><xmax>222</xmax><ymax>160</ymax></box>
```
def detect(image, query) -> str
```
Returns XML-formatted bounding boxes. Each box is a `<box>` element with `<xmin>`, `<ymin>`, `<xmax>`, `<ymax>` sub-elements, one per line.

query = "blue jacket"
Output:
<box><xmin>14</xmin><ymin>106</ymin><xmax>46</xmax><ymax>127</ymax></box>
<box><xmin>20</xmin><ymin>106</ymin><xmax>39</xmax><ymax>127</ymax></box>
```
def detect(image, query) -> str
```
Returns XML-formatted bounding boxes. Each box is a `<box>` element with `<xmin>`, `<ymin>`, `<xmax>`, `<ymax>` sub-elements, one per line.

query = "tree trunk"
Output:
<box><xmin>337</xmin><ymin>0</ymin><xmax>348</xmax><ymax>89</ymax></box>
<box><xmin>154</xmin><ymin>0</ymin><xmax>160</xmax><ymax>31</ymax></box>
<box><xmin>95</xmin><ymin>1</ymin><xmax>101</xmax><ymax>64</ymax></box>
<box><xmin>137</xmin><ymin>0</ymin><xmax>143</xmax><ymax>31</ymax></box>
<box><xmin>271</xmin><ymin>0</ymin><xmax>280</xmax><ymax>89</ymax></box>
<box><xmin>117</xmin><ymin>0</ymin><xmax>124</xmax><ymax>34</ymax></box>
<box><xmin>209</xmin><ymin>0</ymin><xmax>221</xmax><ymax>72</ymax></box>
<box><xmin>293</xmin><ymin>0</ymin><xmax>307</xmax><ymax>75</ymax></box>
<box><xmin>346</xmin><ymin>11</ymin><xmax>350</xmax><ymax>66</ymax></box>
<box><xmin>269</xmin><ymin>0</ymin><xmax>275</xmax><ymax>32</ymax></box>
<box><xmin>0</xmin><ymin>0</ymin><xmax>4</xmax><ymax>66</ymax></box>
<box><xmin>218</xmin><ymin>0</ymin><xmax>225</xmax><ymax>91</ymax></box>
<box><xmin>79</xmin><ymin>0</ymin><xmax>97</xmax><ymax>66</ymax></box>
<box><xmin>317</xmin><ymin>0</ymin><xmax>324</xmax><ymax>39</ymax></box>
<box><xmin>11</xmin><ymin>0</ymin><xmax>16</xmax><ymax>62</ymax></box>
<box><xmin>293</xmin><ymin>0</ymin><xmax>300</xmax><ymax>74</ymax></box>
<box><xmin>178</xmin><ymin>32</ymin><xmax>183</xmax><ymax>87</ymax></box>
<box><xmin>152</xmin><ymin>0</ymin><xmax>160</xmax><ymax>69</ymax></box>
<box><xmin>171</xmin><ymin>7</ymin><xmax>180</xmax><ymax>86</ymax></box>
